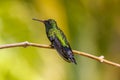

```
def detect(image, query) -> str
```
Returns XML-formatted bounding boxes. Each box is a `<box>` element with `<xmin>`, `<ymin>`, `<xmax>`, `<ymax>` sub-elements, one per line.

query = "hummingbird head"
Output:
<box><xmin>32</xmin><ymin>18</ymin><xmax>57</xmax><ymax>28</ymax></box>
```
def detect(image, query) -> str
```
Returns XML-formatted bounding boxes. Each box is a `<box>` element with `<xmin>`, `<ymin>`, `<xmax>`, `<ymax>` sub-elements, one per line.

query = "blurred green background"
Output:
<box><xmin>0</xmin><ymin>0</ymin><xmax>120</xmax><ymax>80</ymax></box>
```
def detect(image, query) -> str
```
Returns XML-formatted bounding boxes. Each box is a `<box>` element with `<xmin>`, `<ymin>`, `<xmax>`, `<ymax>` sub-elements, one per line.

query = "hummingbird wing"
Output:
<box><xmin>52</xmin><ymin>37</ymin><xmax>70</xmax><ymax>62</ymax></box>
<box><xmin>48</xmin><ymin>29</ymin><xmax>77</xmax><ymax>64</ymax></box>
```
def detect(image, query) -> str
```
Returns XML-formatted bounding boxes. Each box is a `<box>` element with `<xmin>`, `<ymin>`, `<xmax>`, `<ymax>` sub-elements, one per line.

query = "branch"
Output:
<box><xmin>0</xmin><ymin>41</ymin><xmax>120</xmax><ymax>67</ymax></box>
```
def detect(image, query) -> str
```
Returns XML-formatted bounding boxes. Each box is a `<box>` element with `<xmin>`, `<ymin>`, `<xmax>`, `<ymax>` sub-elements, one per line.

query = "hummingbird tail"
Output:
<box><xmin>66</xmin><ymin>48</ymin><xmax>77</xmax><ymax>64</ymax></box>
<box><xmin>69</xmin><ymin>56</ymin><xmax>77</xmax><ymax>64</ymax></box>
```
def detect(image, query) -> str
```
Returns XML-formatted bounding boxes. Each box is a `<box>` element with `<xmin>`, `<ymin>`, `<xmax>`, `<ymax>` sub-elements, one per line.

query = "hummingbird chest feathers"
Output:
<box><xmin>47</xmin><ymin>28</ymin><xmax>67</xmax><ymax>47</ymax></box>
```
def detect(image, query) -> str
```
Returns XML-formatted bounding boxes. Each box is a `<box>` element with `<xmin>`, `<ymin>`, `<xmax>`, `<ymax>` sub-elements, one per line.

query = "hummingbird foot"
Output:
<box><xmin>50</xmin><ymin>44</ymin><xmax>54</xmax><ymax>48</ymax></box>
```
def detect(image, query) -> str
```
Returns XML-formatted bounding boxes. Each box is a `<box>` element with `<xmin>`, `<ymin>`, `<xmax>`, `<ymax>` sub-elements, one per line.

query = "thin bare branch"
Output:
<box><xmin>0</xmin><ymin>41</ymin><xmax>120</xmax><ymax>67</ymax></box>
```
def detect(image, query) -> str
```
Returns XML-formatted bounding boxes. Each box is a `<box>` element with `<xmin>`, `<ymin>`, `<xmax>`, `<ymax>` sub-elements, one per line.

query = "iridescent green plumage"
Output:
<box><xmin>33</xmin><ymin>18</ymin><xmax>77</xmax><ymax>64</ymax></box>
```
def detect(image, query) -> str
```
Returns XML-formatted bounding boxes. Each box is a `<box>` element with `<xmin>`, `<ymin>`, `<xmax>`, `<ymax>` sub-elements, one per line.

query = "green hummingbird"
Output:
<box><xmin>33</xmin><ymin>18</ymin><xmax>77</xmax><ymax>64</ymax></box>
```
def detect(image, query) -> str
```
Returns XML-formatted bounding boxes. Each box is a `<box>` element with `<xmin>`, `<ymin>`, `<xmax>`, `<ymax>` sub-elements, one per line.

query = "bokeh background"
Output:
<box><xmin>0</xmin><ymin>0</ymin><xmax>120</xmax><ymax>80</ymax></box>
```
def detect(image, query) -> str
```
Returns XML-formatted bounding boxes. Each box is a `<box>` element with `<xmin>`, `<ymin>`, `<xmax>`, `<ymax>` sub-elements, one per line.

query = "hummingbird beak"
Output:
<box><xmin>32</xmin><ymin>18</ymin><xmax>45</xmax><ymax>23</ymax></box>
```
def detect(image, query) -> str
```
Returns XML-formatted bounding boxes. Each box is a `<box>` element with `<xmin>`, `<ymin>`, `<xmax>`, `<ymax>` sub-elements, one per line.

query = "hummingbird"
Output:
<box><xmin>32</xmin><ymin>18</ymin><xmax>77</xmax><ymax>64</ymax></box>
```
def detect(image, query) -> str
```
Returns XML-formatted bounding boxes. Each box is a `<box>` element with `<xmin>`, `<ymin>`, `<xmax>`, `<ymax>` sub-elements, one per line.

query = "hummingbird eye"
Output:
<box><xmin>45</xmin><ymin>19</ymin><xmax>57</xmax><ymax>27</ymax></box>
<box><xmin>45</xmin><ymin>21</ymin><xmax>51</xmax><ymax>25</ymax></box>
<box><xmin>48</xmin><ymin>21</ymin><xmax>53</xmax><ymax>25</ymax></box>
